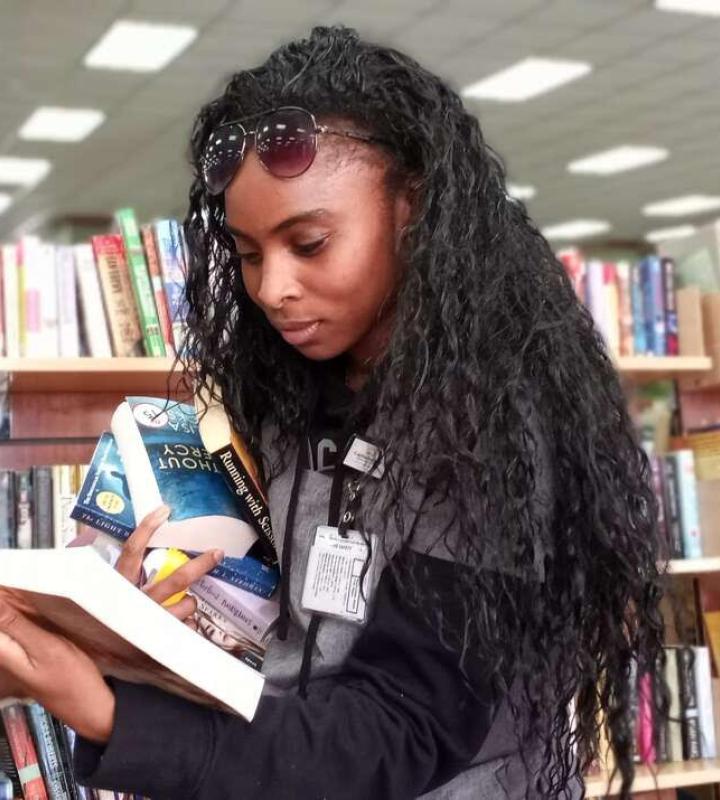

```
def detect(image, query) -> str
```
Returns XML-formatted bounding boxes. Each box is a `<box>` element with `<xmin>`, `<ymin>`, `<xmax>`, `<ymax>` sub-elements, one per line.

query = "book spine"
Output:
<box><xmin>629</xmin><ymin>657</ymin><xmax>640</xmax><ymax>763</ymax></box>
<box><xmin>586</xmin><ymin>260</ymin><xmax>608</xmax><ymax>350</ymax></box>
<box><xmin>677</xmin><ymin>647</ymin><xmax>702</xmax><ymax>759</ymax></box>
<box><xmin>557</xmin><ymin>250</ymin><xmax>585</xmax><ymax>304</ymax></box>
<box><xmin>0</xmin><ymin>704</ymin><xmax>49</xmax><ymax>800</ymax></box>
<box><xmin>68</xmin><ymin>505</ymin><xmax>133</xmax><ymax>542</ymax></box>
<box><xmin>115</xmin><ymin>209</ymin><xmax>165</xmax><ymax>357</ymax></box>
<box><xmin>602</xmin><ymin>262</ymin><xmax>620</xmax><ymax>356</ymax></box>
<box><xmin>662</xmin><ymin>257</ymin><xmax>679</xmax><ymax>356</ymax></box>
<box><xmin>153</xmin><ymin>220</ymin><xmax>188</xmax><ymax>353</ymax></box>
<box><xmin>673</xmin><ymin>450</ymin><xmax>703</xmax><ymax>559</ymax></box>
<box><xmin>664</xmin><ymin>646</ymin><xmax>683</xmax><ymax>762</ymax></box>
<box><xmin>636</xmin><ymin>671</ymin><xmax>656</xmax><ymax>764</ymax></box>
<box><xmin>631</xmin><ymin>260</ymin><xmax>647</xmax><ymax>355</ymax></box>
<box><xmin>53</xmin><ymin>465</ymin><xmax>79</xmax><ymax>549</ymax></box>
<box><xmin>650</xmin><ymin>255</ymin><xmax>666</xmax><ymax>356</ymax></box>
<box><xmin>0</xmin><ymin>471</ymin><xmax>15</xmax><ymax>548</ymax></box>
<box><xmin>694</xmin><ymin>646</ymin><xmax>717</xmax><ymax>758</ymax></box>
<box><xmin>21</xmin><ymin>237</ymin><xmax>44</xmax><ymax>358</ymax></box>
<box><xmin>140</xmin><ymin>225</ymin><xmax>174</xmax><ymax>355</ymax></box>
<box><xmin>640</xmin><ymin>257</ymin><xmax>655</xmax><ymax>355</ymax></box>
<box><xmin>615</xmin><ymin>260</ymin><xmax>634</xmax><ymax>357</ymax></box>
<box><xmin>38</xmin><ymin>243</ymin><xmax>59</xmax><ymax>358</ymax></box>
<box><xmin>211</xmin><ymin>444</ymin><xmax>276</xmax><ymax>554</ymax></box>
<box><xmin>649</xmin><ymin>455</ymin><xmax>669</xmax><ymax>560</ymax></box>
<box><xmin>91</xmin><ymin>235</ymin><xmax>143</xmax><ymax>357</ymax></box>
<box><xmin>15</xmin><ymin>469</ymin><xmax>33</xmax><ymax>550</ymax></box>
<box><xmin>72</xmin><ymin>245</ymin><xmax>112</xmax><ymax>358</ymax></box>
<box><xmin>190</xmin><ymin>574</ymin><xmax>277</xmax><ymax>643</ymax></box>
<box><xmin>25</xmin><ymin>704</ymin><xmax>71</xmax><ymax>800</ymax></box>
<box><xmin>208</xmin><ymin>559</ymin><xmax>278</xmax><ymax>599</ymax></box>
<box><xmin>661</xmin><ymin>455</ymin><xmax>684</xmax><ymax>558</ymax></box>
<box><xmin>653</xmin><ymin>652</ymin><xmax>669</xmax><ymax>762</ymax></box>
<box><xmin>0</xmin><ymin>727</ymin><xmax>21</xmax><ymax>798</ymax></box>
<box><xmin>49</xmin><ymin>719</ymin><xmax>79</xmax><ymax>800</ymax></box>
<box><xmin>1</xmin><ymin>244</ymin><xmax>20</xmax><ymax>357</ymax></box>
<box><xmin>55</xmin><ymin>246</ymin><xmax>80</xmax><ymax>358</ymax></box>
<box><xmin>32</xmin><ymin>467</ymin><xmax>53</xmax><ymax>549</ymax></box>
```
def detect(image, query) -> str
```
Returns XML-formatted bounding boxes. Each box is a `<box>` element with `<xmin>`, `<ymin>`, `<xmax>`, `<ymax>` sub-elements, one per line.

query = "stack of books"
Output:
<box><xmin>559</xmin><ymin>250</ymin><xmax>679</xmax><ymax>358</ymax></box>
<box><xmin>0</xmin><ymin>209</ymin><xmax>188</xmax><ymax>359</ymax></box>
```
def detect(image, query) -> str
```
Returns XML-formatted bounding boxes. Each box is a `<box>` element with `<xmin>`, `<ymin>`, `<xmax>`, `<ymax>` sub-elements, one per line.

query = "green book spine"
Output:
<box><xmin>115</xmin><ymin>208</ymin><xmax>166</xmax><ymax>357</ymax></box>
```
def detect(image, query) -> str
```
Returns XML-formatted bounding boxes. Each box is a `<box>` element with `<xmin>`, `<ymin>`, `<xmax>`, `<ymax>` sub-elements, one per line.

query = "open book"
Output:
<box><xmin>0</xmin><ymin>547</ymin><xmax>264</xmax><ymax>721</ymax></box>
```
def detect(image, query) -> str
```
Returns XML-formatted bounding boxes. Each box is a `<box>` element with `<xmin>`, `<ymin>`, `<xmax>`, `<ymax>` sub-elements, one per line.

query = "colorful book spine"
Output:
<box><xmin>204</xmin><ymin>555</ymin><xmax>278</xmax><ymax>599</ymax></box>
<box><xmin>140</xmin><ymin>224</ymin><xmax>174</xmax><ymax>355</ymax></box>
<box><xmin>38</xmin><ymin>242</ymin><xmax>59</xmax><ymax>358</ymax></box>
<box><xmin>115</xmin><ymin>209</ymin><xmax>166</xmax><ymax>357</ymax></box>
<box><xmin>1</xmin><ymin>243</ymin><xmax>20</xmax><ymax>358</ymax></box>
<box><xmin>0</xmin><ymin>704</ymin><xmax>49</xmax><ymax>800</ymax></box>
<box><xmin>616</xmin><ymin>260</ymin><xmax>634</xmax><ymax>357</ymax></box>
<box><xmin>20</xmin><ymin>236</ymin><xmax>44</xmax><ymax>357</ymax></box>
<box><xmin>661</xmin><ymin>455</ymin><xmax>683</xmax><ymax>558</ymax></box>
<box><xmin>636</xmin><ymin>671</ymin><xmax>656</xmax><ymax>764</ymax></box>
<box><xmin>630</xmin><ymin>260</ymin><xmax>647</xmax><ymax>355</ymax></box>
<box><xmin>649</xmin><ymin>455</ymin><xmax>669</xmax><ymax>558</ymax></box>
<box><xmin>640</xmin><ymin>256</ymin><xmax>666</xmax><ymax>356</ymax></box>
<box><xmin>55</xmin><ymin>246</ymin><xmax>80</xmax><ymax>358</ymax></box>
<box><xmin>677</xmin><ymin>646</ymin><xmax>702</xmax><ymax>759</ymax></box>
<box><xmin>25</xmin><ymin>705</ymin><xmax>71</xmax><ymax>800</ymax></box>
<box><xmin>52</xmin><ymin>465</ymin><xmax>80</xmax><ymax>549</ymax></box>
<box><xmin>153</xmin><ymin>219</ymin><xmax>188</xmax><ymax>353</ymax></box>
<box><xmin>558</xmin><ymin>249</ymin><xmax>585</xmax><ymax>304</ymax></box>
<box><xmin>31</xmin><ymin>466</ymin><xmax>53</xmax><ymax>549</ymax></box>
<box><xmin>72</xmin><ymin>245</ymin><xmax>112</xmax><ymax>358</ymax></box>
<box><xmin>668</xmin><ymin>449</ymin><xmax>703</xmax><ymax>559</ymax></box>
<box><xmin>586</xmin><ymin>260</ymin><xmax>607</xmax><ymax>349</ymax></box>
<box><xmin>662</xmin><ymin>257</ymin><xmax>679</xmax><ymax>356</ymax></box>
<box><xmin>91</xmin><ymin>235</ymin><xmax>143</xmax><ymax>357</ymax></box>
<box><xmin>0</xmin><ymin>247</ymin><xmax>4</xmax><ymax>356</ymax></box>
<box><xmin>603</xmin><ymin>262</ymin><xmax>620</xmax><ymax>356</ymax></box>
<box><xmin>664</xmin><ymin>646</ymin><xmax>683</xmax><ymax>762</ymax></box>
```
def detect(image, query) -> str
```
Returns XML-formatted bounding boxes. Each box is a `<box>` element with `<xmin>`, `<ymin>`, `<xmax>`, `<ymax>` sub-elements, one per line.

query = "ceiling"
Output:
<box><xmin>0</xmin><ymin>0</ymin><xmax>719</xmax><ymax>247</ymax></box>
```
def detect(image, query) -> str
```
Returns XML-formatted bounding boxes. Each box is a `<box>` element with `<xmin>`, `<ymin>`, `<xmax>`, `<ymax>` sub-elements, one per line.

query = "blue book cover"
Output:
<box><xmin>640</xmin><ymin>257</ymin><xmax>656</xmax><ymax>354</ymax></box>
<box><xmin>70</xmin><ymin>432</ymin><xmax>136</xmax><ymax>539</ymax></box>
<box><xmin>631</xmin><ymin>261</ymin><xmax>647</xmax><ymax>355</ymax></box>
<box><xmin>112</xmin><ymin>397</ymin><xmax>278</xmax><ymax>597</ymax></box>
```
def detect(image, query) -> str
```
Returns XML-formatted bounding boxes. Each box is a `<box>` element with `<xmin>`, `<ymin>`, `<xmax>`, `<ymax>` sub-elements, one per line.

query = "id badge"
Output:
<box><xmin>301</xmin><ymin>525</ymin><xmax>377</xmax><ymax>624</ymax></box>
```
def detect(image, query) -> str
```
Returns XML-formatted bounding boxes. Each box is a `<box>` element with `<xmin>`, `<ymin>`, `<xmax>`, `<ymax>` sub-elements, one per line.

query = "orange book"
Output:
<box><xmin>141</xmin><ymin>224</ymin><xmax>174</xmax><ymax>355</ymax></box>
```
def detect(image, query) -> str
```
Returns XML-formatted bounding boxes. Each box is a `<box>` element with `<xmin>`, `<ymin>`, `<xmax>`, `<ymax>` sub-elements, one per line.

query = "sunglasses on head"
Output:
<box><xmin>201</xmin><ymin>106</ymin><xmax>388</xmax><ymax>195</ymax></box>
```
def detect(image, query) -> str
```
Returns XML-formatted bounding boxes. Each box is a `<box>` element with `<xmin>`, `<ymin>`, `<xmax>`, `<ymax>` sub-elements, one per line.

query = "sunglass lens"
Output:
<box><xmin>202</xmin><ymin>124</ymin><xmax>246</xmax><ymax>194</ymax></box>
<box><xmin>256</xmin><ymin>108</ymin><xmax>317</xmax><ymax>178</ymax></box>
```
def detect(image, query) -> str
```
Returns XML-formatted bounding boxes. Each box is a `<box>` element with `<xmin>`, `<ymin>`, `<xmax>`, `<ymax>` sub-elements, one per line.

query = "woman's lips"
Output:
<box><xmin>278</xmin><ymin>320</ymin><xmax>321</xmax><ymax>346</ymax></box>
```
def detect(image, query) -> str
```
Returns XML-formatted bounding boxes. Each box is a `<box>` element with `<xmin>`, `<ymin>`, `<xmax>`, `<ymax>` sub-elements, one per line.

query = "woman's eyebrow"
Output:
<box><xmin>224</xmin><ymin>208</ymin><xmax>331</xmax><ymax>239</ymax></box>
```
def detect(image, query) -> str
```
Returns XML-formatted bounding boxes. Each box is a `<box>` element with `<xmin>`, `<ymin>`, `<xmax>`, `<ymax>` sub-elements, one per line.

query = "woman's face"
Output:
<box><xmin>223</xmin><ymin>135</ymin><xmax>410</xmax><ymax>366</ymax></box>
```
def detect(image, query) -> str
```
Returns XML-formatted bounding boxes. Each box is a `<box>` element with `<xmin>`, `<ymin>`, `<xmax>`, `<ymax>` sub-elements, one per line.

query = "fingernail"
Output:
<box><xmin>212</xmin><ymin>549</ymin><xmax>224</xmax><ymax>564</ymax></box>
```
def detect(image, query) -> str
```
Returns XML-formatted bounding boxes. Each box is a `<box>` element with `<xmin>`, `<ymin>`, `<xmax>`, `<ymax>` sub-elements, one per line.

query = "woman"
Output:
<box><xmin>0</xmin><ymin>26</ymin><xmax>664</xmax><ymax>800</ymax></box>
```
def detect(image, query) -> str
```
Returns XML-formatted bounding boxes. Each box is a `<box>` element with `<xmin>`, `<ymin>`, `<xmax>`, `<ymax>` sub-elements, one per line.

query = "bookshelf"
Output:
<box><xmin>614</xmin><ymin>355</ymin><xmax>713</xmax><ymax>383</ymax></box>
<box><xmin>667</xmin><ymin>556</ymin><xmax>720</xmax><ymax>576</ymax></box>
<box><xmin>585</xmin><ymin>758</ymin><xmax>720</xmax><ymax>797</ymax></box>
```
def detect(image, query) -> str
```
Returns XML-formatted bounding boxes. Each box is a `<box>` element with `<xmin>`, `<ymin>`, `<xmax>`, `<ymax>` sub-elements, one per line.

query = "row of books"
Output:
<box><xmin>0</xmin><ymin>701</ymin><xmax>147</xmax><ymax>800</ymax></box>
<box><xmin>0</xmin><ymin>209</ymin><xmax>188</xmax><ymax>360</ymax></box>
<box><xmin>634</xmin><ymin>645</ymin><xmax>716</xmax><ymax>765</ymax></box>
<box><xmin>648</xmin><ymin>449</ymin><xmax>703</xmax><ymax>560</ymax></box>
<box><xmin>559</xmin><ymin>251</ymin><xmax>679</xmax><ymax>358</ymax></box>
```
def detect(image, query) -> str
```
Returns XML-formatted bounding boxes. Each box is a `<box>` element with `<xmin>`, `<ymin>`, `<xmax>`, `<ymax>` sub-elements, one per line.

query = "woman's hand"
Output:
<box><xmin>114</xmin><ymin>505</ymin><xmax>224</xmax><ymax>628</ymax></box>
<box><xmin>0</xmin><ymin>597</ymin><xmax>115</xmax><ymax>743</ymax></box>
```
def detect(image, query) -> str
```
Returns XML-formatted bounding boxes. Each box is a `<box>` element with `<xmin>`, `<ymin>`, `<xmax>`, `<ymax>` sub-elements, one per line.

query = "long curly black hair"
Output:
<box><xmin>181</xmin><ymin>25</ymin><xmax>665</xmax><ymax>799</ymax></box>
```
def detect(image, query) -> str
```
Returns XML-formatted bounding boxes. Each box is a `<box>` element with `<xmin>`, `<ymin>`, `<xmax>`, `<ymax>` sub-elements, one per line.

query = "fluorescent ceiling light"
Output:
<box><xmin>84</xmin><ymin>20</ymin><xmax>197</xmax><ymax>72</ymax></box>
<box><xmin>568</xmin><ymin>145</ymin><xmax>669</xmax><ymax>176</ymax></box>
<box><xmin>19</xmin><ymin>106</ymin><xmax>106</xmax><ymax>142</ymax></box>
<box><xmin>461</xmin><ymin>57</ymin><xmax>592</xmax><ymax>102</ymax></box>
<box><xmin>542</xmin><ymin>219</ymin><xmax>610</xmax><ymax>241</ymax></box>
<box><xmin>643</xmin><ymin>194</ymin><xmax>720</xmax><ymax>217</ymax></box>
<box><xmin>0</xmin><ymin>193</ymin><xmax>11</xmax><ymax>215</ymax></box>
<box><xmin>645</xmin><ymin>225</ymin><xmax>697</xmax><ymax>243</ymax></box>
<box><xmin>507</xmin><ymin>183</ymin><xmax>536</xmax><ymax>200</ymax></box>
<box><xmin>0</xmin><ymin>157</ymin><xmax>52</xmax><ymax>187</ymax></box>
<box><xmin>656</xmin><ymin>0</ymin><xmax>720</xmax><ymax>17</ymax></box>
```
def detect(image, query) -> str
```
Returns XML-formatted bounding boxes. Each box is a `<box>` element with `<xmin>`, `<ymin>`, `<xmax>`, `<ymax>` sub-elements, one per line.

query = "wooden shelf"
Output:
<box><xmin>585</xmin><ymin>758</ymin><xmax>720</xmax><ymax>797</ymax></box>
<box><xmin>0</xmin><ymin>357</ymin><xmax>185</xmax><ymax>393</ymax></box>
<box><xmin>614</xmin><ymin>355</ymin><xmax>713</xmax><ymax>382</ymax></box>
<box><xmin>667</xmin><ymin>556</ymin><xmax>720</xmax><ymax>575</ymax></box>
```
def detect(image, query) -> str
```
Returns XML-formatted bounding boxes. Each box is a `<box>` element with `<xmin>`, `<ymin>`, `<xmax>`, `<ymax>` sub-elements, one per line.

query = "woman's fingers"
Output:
<box><xmin>114</xmin><ymin>505</ymin><xmax>170</xmax><ymax>584</ymax></box>
<box><xmin>144</xmin><ymin>549</ymin><xmax>223</xmax><ymax>606</ymax></box>
<box><xmin>163</xmin><ymin>594</ymin><xmax>198</xmax><ymax>622</ymax></box>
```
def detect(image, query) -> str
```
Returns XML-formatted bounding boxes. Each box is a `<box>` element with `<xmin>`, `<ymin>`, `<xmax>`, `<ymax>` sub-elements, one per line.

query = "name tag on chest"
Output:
<box><xmin>301</xmin><ymin>525</ymin><xmax>377</xmax><ymax>624</ymax></box>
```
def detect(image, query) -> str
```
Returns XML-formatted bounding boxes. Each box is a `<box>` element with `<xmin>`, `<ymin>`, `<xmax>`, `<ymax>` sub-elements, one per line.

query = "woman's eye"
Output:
<box><xmin>294</xmin><ymin>237</ymin><xmax>328</xmax><ymax>257</ymax></box>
